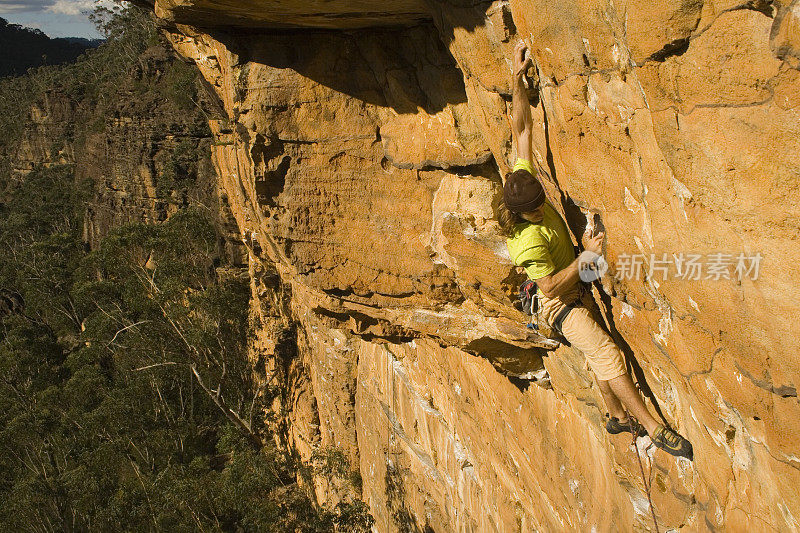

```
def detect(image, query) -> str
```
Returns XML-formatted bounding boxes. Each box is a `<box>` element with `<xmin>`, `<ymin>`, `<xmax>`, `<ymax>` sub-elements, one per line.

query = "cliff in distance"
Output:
<box><xmin>0</xmin><ymin>17</ymin><xmax>101</xmax><ymax>77</ymax></box>
<box><xmin>1</xmin><ymin>16</ymin><xmax>242</xmax><ymax>257</ymax></box>
<box><xmin>140</xmin><ymin>0</ymin><xmax>800</xmax><ymax>530</ymax></box>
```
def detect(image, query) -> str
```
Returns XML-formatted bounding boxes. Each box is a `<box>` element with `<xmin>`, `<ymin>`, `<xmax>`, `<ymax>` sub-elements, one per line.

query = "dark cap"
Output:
<box><xmin>504</xmin><ymin>168</ymin><xmax>545</xmax><ymax>213</ymax></box>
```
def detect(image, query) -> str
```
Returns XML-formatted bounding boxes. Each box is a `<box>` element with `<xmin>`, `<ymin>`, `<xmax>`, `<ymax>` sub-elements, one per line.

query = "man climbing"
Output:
<box><xmin>500</xmin><ymin>41</ymin><xmax>693</xmax><ymax>460</ymax></box>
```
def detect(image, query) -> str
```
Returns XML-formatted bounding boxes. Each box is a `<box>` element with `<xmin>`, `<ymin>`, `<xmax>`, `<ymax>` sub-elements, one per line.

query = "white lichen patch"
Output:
<box><xmin>671</xmin><ymin>177</ymin><xmax>693</xmax><ymax>221</ymax></box>
<box><xmin>779</xmin><ymin>503</ymin><xmax>799</xmax><ymax>530</ymax></box>
<box><xmin>676</xmin><ymin>456</ymin><xmax>694</xmax><ymax>477</ymax></box>
<box><xmin>584</xmin><ymin>210</ymin><xmax>595</xmax><ymax>235</ymax></box>
<box><xmin>633</xmin><ymin>235</ymin><xmax>645</xmax><ymax>256</ymax></box>
<box><xmin>689</xmin><ymin>406</ymin><xmax>701</xmax><ymax>428</ymax></box>
<box><xmin>493</xmin><ymin>241</ymin><xmax>513</xmax><ymax>263</ymax></box>
<box><xmin>611</xmin><ymin>43</ymin><xmax>621</xmax><ymax>64</ymax></box>
<box><xmin>617</xmin><ymin>103</ymin><xmax>634</xmax><ymax>124</ymax></box>
<box><xmin>672</xmin><ymin>178</ymin><xmax>692</xmax><ymax>201</ymax></box>
<box><xmin>703</xmin><ymin>377</ymin><xmax>754</xmax><ymax>469</ymax></box>
<box><xmin>706</xmin><ymin>425</ymin><xmax>729</xmax><ymax>451</ymax></box>
<box><xmin>653</xmin><ymin>306</ymin><xmax>673</xmax><ymax>346</ymax></box>
<box><xmin>619</xmin><ymin>302</ymin><xmax>635</xmax><ymax>321</ymax></box>
<box><xmin>631</xmin><ymin>493</ymin><xmax>651</xmax><ymax>516</ymax></box>
<box><xmin>587</xmin><ymin>81</ymin><xmax>599</xmax><ymax>113</ymax></box>
<box><xmin>631</xmin><ymin>435</ymin><xmax>654</xmax><ymax>459</ymax></box>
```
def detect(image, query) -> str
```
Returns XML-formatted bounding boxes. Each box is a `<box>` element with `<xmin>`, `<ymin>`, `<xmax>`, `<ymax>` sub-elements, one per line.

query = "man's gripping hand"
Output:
<box><xmin>582</xmin><ymin>231</ymin><xmax>605</xmax><ymax>254</ymax></box>
<box><xmin>513</xmin><ymin>41</ymin><xmax>533</xmax><ymax>79</ymax></box>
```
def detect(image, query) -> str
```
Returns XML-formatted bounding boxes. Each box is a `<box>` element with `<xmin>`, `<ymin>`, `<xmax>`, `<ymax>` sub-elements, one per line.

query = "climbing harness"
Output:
<box><xmin>519</xmin><ymin>279</ymin><xmax>555</xmax><ymax>338</ymax></box>
<box><xmin>520</xmin><ymin>280</ymin><xmax>589</xmax><ymax>340</ymax></box>
<box><xmin>519</xmin><ymin>279</ymin><xmax>538</xmax><ymax>316</ymax></box>
<box><xmin>550</xmin><ymin>297</ymin><xmax>583</xmax><ymax>335</ymax></box>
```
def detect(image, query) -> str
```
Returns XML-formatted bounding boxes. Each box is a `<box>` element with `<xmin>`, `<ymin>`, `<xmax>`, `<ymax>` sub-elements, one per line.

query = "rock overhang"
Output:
<box><xmin>136</xmin><ymin>0</ymin><xmax>433</xmax><ymax>30</ymax></box>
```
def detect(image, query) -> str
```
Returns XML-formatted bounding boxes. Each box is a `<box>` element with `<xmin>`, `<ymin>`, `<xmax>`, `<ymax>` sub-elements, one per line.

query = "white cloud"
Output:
<box><xmin>47</xmin><ymin>0</ymin><xmax>111</xmax><ymax>15</ymax></box>
<box><xmin>0</xmin><ymin>0</ymin><xmax>114</xmax><ymax>15</ymax></box>
<box><xmin>0</xmin><ymin>2</ymin><xmax>52</xmax><ymax>14</ymax></box>
<box><xmin>47</xmin><ymin>0</ymin><xmax>92</xmax><ymax>15</ymax></box>
<box><xmin>1</xmin><ymin>0</ymin><xmax>113</xmax><ymax>37</ymax></box>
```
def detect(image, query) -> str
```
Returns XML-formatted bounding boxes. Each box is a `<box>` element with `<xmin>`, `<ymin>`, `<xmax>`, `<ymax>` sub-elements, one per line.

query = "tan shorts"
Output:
<box><xmin>541</xmin><ymin>290</ymin><xmax>627</xmax><ymax>381</ymax></box>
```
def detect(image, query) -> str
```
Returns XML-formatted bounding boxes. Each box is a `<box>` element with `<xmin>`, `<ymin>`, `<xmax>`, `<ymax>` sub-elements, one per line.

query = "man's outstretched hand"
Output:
<box><xmin>513</xmin><ymin>41</ymin><xmax>533</xmax><ymax>79</ymax></box>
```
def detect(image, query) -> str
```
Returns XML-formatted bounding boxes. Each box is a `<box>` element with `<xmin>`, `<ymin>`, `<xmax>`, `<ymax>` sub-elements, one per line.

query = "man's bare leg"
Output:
<box><xmin>607</xmin><ymin>373</ymin><xmax>661</xmax><ymax>435</ymax></box>
<box><xmin>597</xmin><ymin>379</ymin><xmax>627</xmax><ymax>420</ymax></box>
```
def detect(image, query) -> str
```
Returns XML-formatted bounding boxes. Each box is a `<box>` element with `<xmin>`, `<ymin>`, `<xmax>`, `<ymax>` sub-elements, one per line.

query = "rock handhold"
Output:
<box><xmin>771</xmin><ymin>0</ymin><xmax>800</xmax><ymax>69</ymax></box>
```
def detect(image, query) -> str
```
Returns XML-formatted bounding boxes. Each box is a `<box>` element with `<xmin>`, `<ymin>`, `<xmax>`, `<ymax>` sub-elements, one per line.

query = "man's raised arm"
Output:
<box><xmin>511</xmin><ymin>41</ymin><xmax>534</xmax><ymax>163</ymax></box>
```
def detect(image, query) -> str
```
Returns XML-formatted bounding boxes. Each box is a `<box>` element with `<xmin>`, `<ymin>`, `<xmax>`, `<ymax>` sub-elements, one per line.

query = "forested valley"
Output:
<box><xmin>0</xmin><ymin>4</ymin><xmax>371</xmax><ymax>531</ymax></box>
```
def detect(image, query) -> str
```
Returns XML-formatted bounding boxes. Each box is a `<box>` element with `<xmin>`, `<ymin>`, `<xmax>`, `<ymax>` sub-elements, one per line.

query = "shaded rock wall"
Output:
<box><xmin>149</xmin><ymin>1</ymin><xmax>800</xmax><ymax>530</ymax></box>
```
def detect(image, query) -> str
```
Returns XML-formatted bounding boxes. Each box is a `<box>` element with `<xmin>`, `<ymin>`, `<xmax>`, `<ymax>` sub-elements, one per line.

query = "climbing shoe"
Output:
<box><xmin>652</xmin><ymin>425</ymin><xmax>694</xmax><ymax>460</ymax></box>
<box><xmin>605</xmin><ymin>414</ymin><xmax>647</xmax><ymax>438</ymax></box>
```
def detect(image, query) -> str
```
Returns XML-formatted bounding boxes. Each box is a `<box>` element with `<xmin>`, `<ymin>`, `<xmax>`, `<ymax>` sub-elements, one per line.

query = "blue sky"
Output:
<box><xmin>0</xmin><ymin>0</ymin><xmax>114</xmax><ymax>38</ymax></box>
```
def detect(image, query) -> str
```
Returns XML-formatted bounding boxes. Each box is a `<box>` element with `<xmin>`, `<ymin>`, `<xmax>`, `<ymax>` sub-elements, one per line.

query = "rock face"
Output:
<box><xmin>147</xmin><ymin>0</ymin><xmax>430</xmax><ymax>29</ymax></box>
<box><xmin>148</xmin><ymin>1</ymin><xmax>800</xmax><ymax>530</ymax></box>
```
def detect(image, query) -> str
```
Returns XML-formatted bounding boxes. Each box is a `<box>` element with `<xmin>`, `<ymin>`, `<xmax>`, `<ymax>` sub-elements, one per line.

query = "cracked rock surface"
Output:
<box><xmin>148</xmin><ymin>1</ymin><xmax>799</xmax><ymax>530</ymax></box>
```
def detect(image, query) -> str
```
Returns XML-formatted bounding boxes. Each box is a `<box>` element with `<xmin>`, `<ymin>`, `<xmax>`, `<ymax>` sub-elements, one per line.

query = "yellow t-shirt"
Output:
<box><xmin>506</xmin><ymin>159</ymin><xmax>575</xmax><ymax>281</ymax></box>
<box><xmin>512</xmin><ymin>157</ymin><xmax>536</xmax><ymax>176</ymax></box>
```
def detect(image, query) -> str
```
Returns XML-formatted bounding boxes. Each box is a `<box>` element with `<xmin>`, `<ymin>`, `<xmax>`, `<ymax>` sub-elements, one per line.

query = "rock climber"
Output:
<box><xmin>499</xmin><ymin>41</ymin><xmax>693</xmax><ymax>460</ymax></box>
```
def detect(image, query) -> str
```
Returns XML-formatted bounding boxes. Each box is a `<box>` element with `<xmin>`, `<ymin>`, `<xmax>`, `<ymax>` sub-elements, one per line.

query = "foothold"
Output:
<box><xmin>725</xmin><ymin>425</ymin><xmax>736</xmax><ymax>444</ymax></box>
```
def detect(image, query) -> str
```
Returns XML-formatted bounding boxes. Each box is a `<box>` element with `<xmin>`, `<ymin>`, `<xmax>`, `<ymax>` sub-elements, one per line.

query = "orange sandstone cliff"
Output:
<box><xmin>138</xmin><ymin>0</ymin><xmax>800</xmax><ymax>530</ymax></box>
